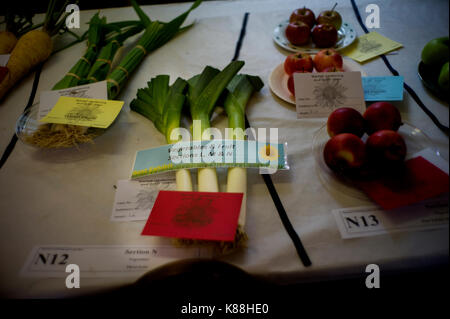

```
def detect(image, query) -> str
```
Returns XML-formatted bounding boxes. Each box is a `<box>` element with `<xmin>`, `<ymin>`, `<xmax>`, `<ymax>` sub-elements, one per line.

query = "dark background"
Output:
<box><xmin>1</xmin><ymin>1</ymin><xmax>216</xmax><ymax>15</ymax></box>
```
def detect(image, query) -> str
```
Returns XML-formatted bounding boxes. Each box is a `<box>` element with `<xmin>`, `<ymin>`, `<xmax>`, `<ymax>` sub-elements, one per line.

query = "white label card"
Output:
<box><xmin>21</xmin><ymin>245</ymin><xmax>212</xmax><ymax>278</ymax></box>
<box><xmin>111</xmin><ymin>177</ymin><xmax>176</xmax><ymax>222</ymax></box>
<box><xmin>332</xmin><ymin>197</ymin><xmax>449</xmax><ymax>239</ymax></box>
<box><xmin>294</xmin><ymin>71</ymin><xmax>365</xmax><ymax>118</ymax></box>
<box><xmin>38</xmin><ymin>80</ymin><xmax>108</xmax><ymax>120</ymax></box>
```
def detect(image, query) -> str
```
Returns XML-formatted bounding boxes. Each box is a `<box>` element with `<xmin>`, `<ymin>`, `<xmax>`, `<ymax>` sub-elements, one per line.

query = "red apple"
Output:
<box><xmin>366</xmin><ymin>130</ymin><xmax>407</xmax><ymax>165</ymax></box>
<box><xmin>323</xmin><ymin>133</ymin><xmax>366</xmax><ymax>174</ymax></box>
<box><xmin>313</xmin><ymin>49</ymin><xmax>343</xmax><ymax>72</ymax></box>
<box><xmin>312</xmin><ymin>23</ymin><xmax>338</xmax><ymax>48</ymax></box>
<box><xmin>322</xmin><ymin>66</ymin><xmax>344</xmax><ymax>72</ymax></box>
<box><xmin>327</xmin><ymin>107</ymin><xmax>365</xmax><ymax>138</ymax></box>
<box><xmin>287</xmin><ymin>73</ymin><xmax>295</xmax><ymax>96</ymax></box>
<box><xmin>317</xmin><ymin>10</ymin><xmax>343</xmax><ymax>30</ymax></box>
<box><xmin>289</xmin><ymin>7</ymin><xmax>316</xmax><ymax>28</ymax></box>
<box><xmin>284</xmin><ymin>52</ymin><xmax>314</xmax><ymax>75</ymax></box>
<box><xmin>363</xmin><ymin>102</ymin><xmax>402</xmax><ymax>135</ymax></box>
<box><xmin>285</xmin><ymin>20</ymin><xmax>311</xmax><ymax>46</ymax></box>
<box><xmin>287</xmin><ymin>71</ymin><xmax>308</xmax><ymax>97</ymax></box>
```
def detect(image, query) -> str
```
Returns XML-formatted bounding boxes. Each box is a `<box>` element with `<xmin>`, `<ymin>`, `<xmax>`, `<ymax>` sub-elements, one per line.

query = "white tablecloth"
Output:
<box><xmin>0</xmin><ymin>0</ymin><xmax>448</xmax><ymax>297</ymax></box>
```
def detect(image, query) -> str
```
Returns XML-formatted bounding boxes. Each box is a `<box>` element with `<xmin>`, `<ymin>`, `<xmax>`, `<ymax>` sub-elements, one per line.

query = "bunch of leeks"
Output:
<box><xmin>130</xmin><ymin>75</ymin><xmax>193</xmax><ymax>191</ymax></box>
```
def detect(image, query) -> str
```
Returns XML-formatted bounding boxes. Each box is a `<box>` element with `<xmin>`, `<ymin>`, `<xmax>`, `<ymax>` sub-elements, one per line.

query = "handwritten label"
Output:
<box><xmin>20</xmin><ymin>245</ymin><xmax>212</xmax><ymax>278</ymax></box>
<box><xmin>294</xmin><ymin>71</ymin><xmax>365</xmax><ymax>118</ymax></box>
<box><xmin>40</xmin><ymin>96</ymin><xmax>124</xmax><ymax>128</ymax></box>
<box><xmin>131</xmin><ymin>140</ymin><xmax>288</xmax><ymax>179</ymax></box>
<box><xmin>111</xmin><ymin>178</ymin><xmax>176</xmax><ymax>222</ymax></box>
<box><xmin>38</xmin><ymin>81</ymin><xmax>107</xmax><ymax>119</ymax></box>
<box><xmin>362</xmin><ymin>76</ymin><xmax>404</xmax><ymax>101</ymax></box>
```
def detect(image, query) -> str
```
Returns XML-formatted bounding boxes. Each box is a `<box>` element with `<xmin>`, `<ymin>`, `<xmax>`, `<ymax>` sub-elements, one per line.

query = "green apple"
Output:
<box><xmin>421</xmin><ymin>37</ymin><xmax>449</xmax><ymax>67</ymax></box>
<box><xmin>438</xmin><ymin>62</ymin><xmax>449</xmax><ymax>91</ymax></box>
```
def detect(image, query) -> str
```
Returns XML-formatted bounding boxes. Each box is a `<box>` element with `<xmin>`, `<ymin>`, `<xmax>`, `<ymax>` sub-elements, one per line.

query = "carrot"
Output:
<box><xmin>0</xmin><ymin>31</ymin><xmax>18</xmax><ymax>54</ymax></box>
<box><xmin>0</xmin><ymin>0</ymin><xmax>73</xmax><ymax>101</ymax></box>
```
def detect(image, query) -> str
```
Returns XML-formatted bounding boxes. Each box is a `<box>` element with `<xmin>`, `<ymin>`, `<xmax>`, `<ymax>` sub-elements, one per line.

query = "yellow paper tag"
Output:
<box><xmin>341</xmin><ymin>31</ymin><xmax>403</xmax><ymax>63</ymax></box>
<box><xmin>40</xmin><ymin>96</ymin><xmax>124</xmax><ymax>128</ymax></box>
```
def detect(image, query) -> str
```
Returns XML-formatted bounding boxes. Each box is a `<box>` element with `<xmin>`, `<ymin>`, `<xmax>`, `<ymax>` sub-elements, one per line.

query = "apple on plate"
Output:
<box><xmin>317</xmin><ymin>8</ymin><xmax>342</xmax><ymax>30</ymax></box>
<box><xmin>312</xmin><ymin>23</ymin><xmax>338</xmax><ymax>48</ymax></box>
<box><xmin>363</xmin><ymin>102</ymin><xmax>402</xmax><ymax>135</ymax></box>
<box><xmin>327</xmin><ymin>107</ymin><xmax>365</xmax><ymax>138</ymax></box>
<box><xmin>289</xmin><ymin>7</ymin><xmax>316</xmax><ymax>29</ymax></box>
<box><xmin>284</xmin><ymin>52</ymin><xmax>314</xmax><ymax>75</ymax></box>
<box><xmin>322</xmin><ymin>66</ymin><xmax>344</xmax><ymax>72</ymax></box>
<box><xmin>313</xmin><ymin>48</ymin><xmax>343</xmax><ymax>72</ymax></box>
<box><xmin>366</xmin><ymin>130</ymin><xmax>407</xmax><ymax>166</ymax></box>
<box><xmin>421</xmin><ymin>36</ymin><xmax>449</xmax><ymax>67</ymax></box>
<box><xmin>285</xmin><ymin>20</ymin><xmax>311</xmax><ymax>46</ymax></box>
<box><xmin>323</xmin><ymin>133</ymin><xmax>366</xmax><ymax>174</ymax></box>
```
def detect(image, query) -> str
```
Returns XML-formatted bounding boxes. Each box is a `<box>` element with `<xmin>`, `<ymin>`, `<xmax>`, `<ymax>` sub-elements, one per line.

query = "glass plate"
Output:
<box><xmin>273</xmin><ymin>20</ymin><xmax>357</xmax><ymax>53</ymax></box>
<box><xmin>15</xmin><ymin>103</ymin><xmax>106</xmax><ymax>150</ymax></box>
<box><xmin>312</xmin><ymin>122</ymin><xmax>442</xmax><ymax>200</ymax></box>
<box><xmin>269</xmin><ymin>58</ymin><xmax>367</xmax><ymax>105</ymax></box>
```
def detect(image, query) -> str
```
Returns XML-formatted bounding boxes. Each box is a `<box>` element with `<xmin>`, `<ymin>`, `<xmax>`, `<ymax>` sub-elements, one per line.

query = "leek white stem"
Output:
<box><xmin>176</xmin><ymin>169</ymin><xmax>193</xmax><ymax>191</ymax></box>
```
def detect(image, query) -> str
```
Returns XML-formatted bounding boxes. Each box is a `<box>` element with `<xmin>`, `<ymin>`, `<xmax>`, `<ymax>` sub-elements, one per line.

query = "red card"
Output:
<box><xmin>356</xmin><ymin>156</ymin><xmax>449</xmax><ymax>210</ymax></box>
<box><xmin>0</xmin><ymin>67</ymin><xmax>8</xmax><ymax>83</ymax></box>
<box><xmin>141</xmin><ymin>191</ymin><xmax>243</xmax><ymax>242</ymax></box>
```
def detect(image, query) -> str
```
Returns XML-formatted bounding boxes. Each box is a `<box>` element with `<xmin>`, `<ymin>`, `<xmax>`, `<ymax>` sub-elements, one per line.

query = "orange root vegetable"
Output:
<box><xmin>0</xmin><ymin>29</ymin><xmax>52</xmax><ymax>101</ymax></box>
<box><xmin>0</xmin><ymin>31</ymin><xmax>18</xmax><ymax>54</ymax></box>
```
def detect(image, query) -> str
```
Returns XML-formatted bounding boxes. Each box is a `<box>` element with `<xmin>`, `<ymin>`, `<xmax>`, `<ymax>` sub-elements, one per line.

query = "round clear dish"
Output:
<box><xmin>15</xmin><ymin>103</ymin><xmax>105</xmax><ymax>149</ymax></box>
<box><xmin>312</xmin><ymin>122</ymin><xmax>442</xmax><ymax>200</ymax></box>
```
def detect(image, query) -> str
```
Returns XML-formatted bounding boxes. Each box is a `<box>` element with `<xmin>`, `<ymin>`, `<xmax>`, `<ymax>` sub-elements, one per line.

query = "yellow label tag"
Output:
<box><xmin>40</xmin><ymin>96</ymin><xmax>124</xmax><ymax>128</ymax></box>
<box><xmin>341</xmin><ymin>31</ymin><xmax>403</xmax><ymax>63</ymax></box>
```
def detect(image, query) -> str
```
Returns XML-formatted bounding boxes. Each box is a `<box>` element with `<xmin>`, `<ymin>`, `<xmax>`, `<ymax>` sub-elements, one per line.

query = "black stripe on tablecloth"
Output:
<box><xmin>235</xmin><ymin>12</ymin><xmax>312</xmax><ymax>267</ymax></box>
<box><xmin>350</xmin><ymin>0</ymin><xmax>449</xmax><ymax>135</ymax></box>
<box><xmin>0</xmin><ymin>64</ymin><xmax>43</xmax><ymax>170</ymax></box>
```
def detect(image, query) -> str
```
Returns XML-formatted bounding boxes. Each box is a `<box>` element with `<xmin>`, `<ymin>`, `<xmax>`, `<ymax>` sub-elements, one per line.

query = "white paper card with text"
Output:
<box><xmin>332</xmin><ymin>197</ymin><xmax>449</xmax><ymax>239</ymax></box>
<box><xmin>20</xmin><ymin>245</ymin><xmax>212</xmax><ymax>278</ymax></box>
<box><xmin>111</xmin><ymin>178</ymin><xmax>176</xmax><ymax>222</ymax></box>
<box><xmin>294</xmin><ymin>71</ymin><xmax>365</xmax><ymax>118</ymax></box>
<box><xmin>38</xmin><ymin>80</ymin><xmax>108</xmax><ymax>120</ymax></box>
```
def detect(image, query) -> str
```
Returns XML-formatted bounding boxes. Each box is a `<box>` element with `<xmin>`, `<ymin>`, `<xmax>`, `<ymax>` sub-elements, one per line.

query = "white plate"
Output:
<box><xmin>273</xmin><ymin>20</ymin><xmax>357</xmax><ymax>53</ymax></box>
<box><xmin>312</xmin><ymin>122</ymin><xmax>442</xmax><ymax>200</ymax></box>
<box><xmin>269</xmin><ymin>58</ymin><xmax>366</xmax><ymax>105</ymax></box>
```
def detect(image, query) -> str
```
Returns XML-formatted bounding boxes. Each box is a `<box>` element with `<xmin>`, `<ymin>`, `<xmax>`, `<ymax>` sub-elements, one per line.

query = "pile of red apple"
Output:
<box><xmin>323</xmin><ymin>102</ymin><xmax>407</xmax><ymax>179</ymax></box>
<box><xmin>285</xmin><ymin>5</ymin><xmax>342</xmax><ymax>48</ymax></box>
<box><xmin>285</xmin><ymin>49</ymin><xmax>343</xmax><ymax>96</ymax></box>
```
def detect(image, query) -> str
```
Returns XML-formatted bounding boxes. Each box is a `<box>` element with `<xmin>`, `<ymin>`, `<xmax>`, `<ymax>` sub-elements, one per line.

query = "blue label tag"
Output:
<box><xmin>362</xmin><ymin>76</ymin><xmax>404</xmax><ymax>101</ymax></box>
<box><xmin>131</xmin><ymin>140</ymin><xmax>288</xmax><ymax>179</ymax></box>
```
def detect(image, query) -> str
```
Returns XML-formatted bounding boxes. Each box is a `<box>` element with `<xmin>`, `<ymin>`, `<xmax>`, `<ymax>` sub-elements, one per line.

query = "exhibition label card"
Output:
<box><xmin>356</xmin><ymin>156</ymin><xmax>449</xmax><ymax>210</ymax></box>
<box><xmin>38</xmin><ymin>80</ymin><xmax>108</xmax><ymax>119</ymax></box>
<box><xmin>141</xmin><ymin>191</ymin><xmax>243</xmax><ymax>242</ymax></box>
<box><xmin>20</xmin><ymin>245</ymin><xmax>212</xmax><ymax>278</ymax></box>
<box><xmin>111</xmin><ymin>178</ymin><xmax>176</xmax><ymax>222</ymax></box>
<box><xmin>294</xmin><ymin>71</ymin><xmax>365</xmax><ymax>118</ymax></box>
<box><xmin>362</xmin><ymin>76</ymin><xmax>404</xmax><ymax>101</ymax></box>
<box><xmin>40</xmin><ymin>96</ymin><xmax>124</xmax><ymax>128</ymax></box>
<box><xmin>340</xmin><ymin>31</ymin><xmax>403</xmax><ymax>63</ymax></box>
<box><xmin>131</xmin><ymin>140</ymin><xmax>288</xmax><ymax>179</ymax></box>
<box><xmin>332</xmin><ymin>197</ymin><xmax>449</xmax><ymax>239</ymax></box>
